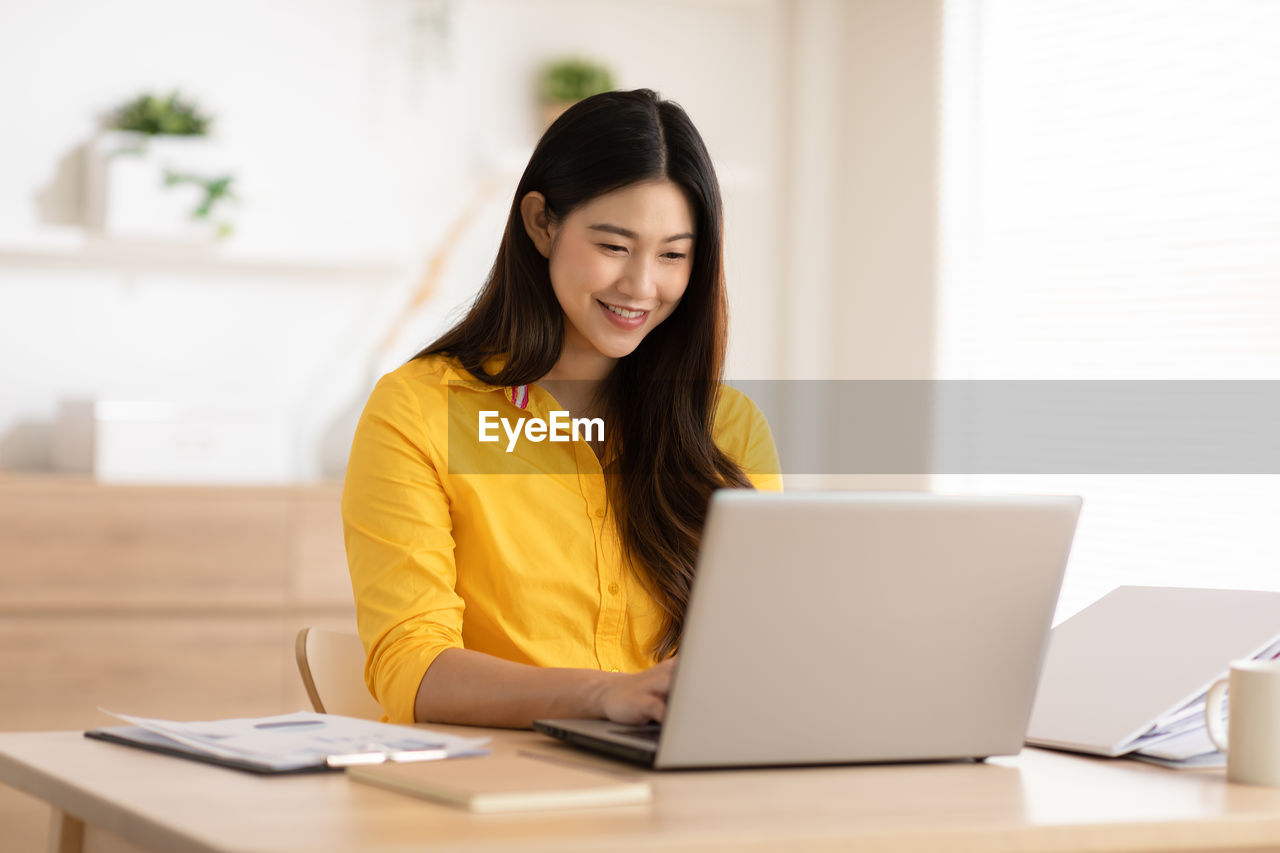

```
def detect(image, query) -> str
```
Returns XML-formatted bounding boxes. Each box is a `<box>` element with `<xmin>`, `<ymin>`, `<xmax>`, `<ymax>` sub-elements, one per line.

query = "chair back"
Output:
<box><xmin>294</xmin><ymin>627</ymin><xmax>384</xmax><ymax>720</ymax></box>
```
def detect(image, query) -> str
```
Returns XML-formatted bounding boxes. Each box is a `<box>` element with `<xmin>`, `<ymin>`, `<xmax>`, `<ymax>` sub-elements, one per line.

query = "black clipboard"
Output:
<box><xmin>85</xmin><ymin>726</ymin><xmax>333</xmax><ymax>775</ymax></box>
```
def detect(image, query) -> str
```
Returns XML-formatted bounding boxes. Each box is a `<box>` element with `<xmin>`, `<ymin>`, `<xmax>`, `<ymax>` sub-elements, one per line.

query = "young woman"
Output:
<box><xmin>342</xmin><ymin>89</ymin><xmax>781</xmax><ymax>729</ymax></box>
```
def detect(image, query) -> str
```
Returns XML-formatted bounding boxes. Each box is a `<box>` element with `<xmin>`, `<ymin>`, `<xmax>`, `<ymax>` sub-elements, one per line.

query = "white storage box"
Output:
<box><xmin>84</xmin><ymin>131</ymin><xmax>230</xmax><ymax>241</ymax></box>
<box><xmin>53</xmin><ymin>400</ymin><xmax>296</xmax><ymax>485</ymax></box>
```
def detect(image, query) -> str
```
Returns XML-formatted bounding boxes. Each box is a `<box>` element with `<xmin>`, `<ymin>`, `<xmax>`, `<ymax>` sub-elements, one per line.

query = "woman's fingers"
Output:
<box><xmin>599</xmin><ymin>659</ymin><xmax>680</xmax><ymax>724</ymax></box>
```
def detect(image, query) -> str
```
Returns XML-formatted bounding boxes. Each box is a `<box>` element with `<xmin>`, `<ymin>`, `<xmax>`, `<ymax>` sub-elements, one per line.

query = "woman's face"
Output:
<box><xmin>525</xmin><ymin>179</ymin><xmax>696</xmax><ymax>367</ymax></box>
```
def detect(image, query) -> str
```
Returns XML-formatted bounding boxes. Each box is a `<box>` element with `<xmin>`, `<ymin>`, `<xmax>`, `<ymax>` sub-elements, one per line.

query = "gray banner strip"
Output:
<box><xmin>444</xmin><ymin>380</ymin><xmax>1280</xmax><ymax>475</ymax></box>
<box><xmin>733</xmin><ymin>380</ymin><xmax>1280</xmax><ymax>474</ymax></box>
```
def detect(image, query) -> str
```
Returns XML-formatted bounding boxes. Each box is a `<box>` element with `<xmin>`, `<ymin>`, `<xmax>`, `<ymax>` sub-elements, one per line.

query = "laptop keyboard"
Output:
<box><xmin>611</xmin><ymin>724</ymin><xmax>662</xmax><ymax>742</ymax></box>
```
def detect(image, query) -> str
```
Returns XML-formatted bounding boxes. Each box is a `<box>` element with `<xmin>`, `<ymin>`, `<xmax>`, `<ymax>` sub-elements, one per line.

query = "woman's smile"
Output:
<box><xmin>598</xmin><ymin>299</ymin><xmax>651</xmax><ymax>328</ymax></box>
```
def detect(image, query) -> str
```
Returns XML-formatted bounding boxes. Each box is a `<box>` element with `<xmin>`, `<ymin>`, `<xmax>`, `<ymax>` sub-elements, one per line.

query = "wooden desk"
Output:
<box><xmin>4</xmin><ymin>727</ymin><xmax>1280</xmax><ymax>853</ymax></box>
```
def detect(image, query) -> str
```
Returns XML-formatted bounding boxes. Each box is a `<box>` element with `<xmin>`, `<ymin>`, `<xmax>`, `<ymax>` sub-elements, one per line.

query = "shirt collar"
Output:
<box><xmin>442</xmin><ymin>355</ymin><xmax>530</xmax><ymax>409</ymax></box>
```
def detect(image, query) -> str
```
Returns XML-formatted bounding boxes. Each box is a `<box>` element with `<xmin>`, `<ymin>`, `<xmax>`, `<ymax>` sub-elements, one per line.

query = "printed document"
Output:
<box><xmin>99</xmin><ymin>709</ymin><xmax>489</xmax><ymax>772</ymax></box>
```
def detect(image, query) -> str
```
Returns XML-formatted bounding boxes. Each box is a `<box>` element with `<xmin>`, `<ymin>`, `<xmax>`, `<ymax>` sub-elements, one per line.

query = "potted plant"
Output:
<box><xmin>85</xmin><ymin>91</ymin><xmax>237</xmax><ymax>240</ymax></box>
<box><xmin>110</xmin><ymin>91</ymin><xmax>213</xmax><ymax>138</ymax></box>
<box><xmin>538</xmin><ymin>58</ymin><xmax>614</xmax><ymax>129</ymax></box>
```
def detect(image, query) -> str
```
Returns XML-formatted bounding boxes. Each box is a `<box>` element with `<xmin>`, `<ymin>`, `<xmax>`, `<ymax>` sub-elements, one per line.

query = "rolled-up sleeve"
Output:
<box><xmin>341</xmin><ymin>372</ymin><xmax>463</xmax><ymax>723</ymax></box>
<box><xmin>714</xmin><ymin>388</ymin><xmax>784</xmax><ymax>493</ymax></box>
<box><xmin>740</xmin><ymin>399</ymin><xmax>783</xmax><ymax>493</ymax></box>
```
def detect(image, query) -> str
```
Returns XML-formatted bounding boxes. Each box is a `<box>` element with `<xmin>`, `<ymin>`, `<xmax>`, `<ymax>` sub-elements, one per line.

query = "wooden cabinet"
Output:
<box><xmin>0</xmin><ymin>475</ymin><xmax>358</xmax><ymax>850</ymax></box>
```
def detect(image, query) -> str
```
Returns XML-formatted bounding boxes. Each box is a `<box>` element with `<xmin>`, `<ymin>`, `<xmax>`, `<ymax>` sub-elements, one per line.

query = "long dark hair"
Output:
<box><xmin>418</xmin><ymin>88</ymin><xmax>752</xmax><ymax>660</ymax></box>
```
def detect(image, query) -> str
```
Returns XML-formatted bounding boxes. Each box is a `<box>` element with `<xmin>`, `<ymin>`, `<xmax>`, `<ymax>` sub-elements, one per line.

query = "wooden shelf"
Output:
<box><xmin>0</xmin><ymin>230</ymin><xmax>408</xmax><ymax>281</ymax></box>
<box><xmin>0</xmin><ymin>475</ymin><xmax>358</xmax><ymax>732</ymax></box>
<box><xmin>0</xmin><ymin>475</ymin><xmax>352</xmax><ymax>608</ymax></box>
<box><xmin>0</xmin><ymin>471</ymin><xmax>342</xmax><ymax>495</ymax></box>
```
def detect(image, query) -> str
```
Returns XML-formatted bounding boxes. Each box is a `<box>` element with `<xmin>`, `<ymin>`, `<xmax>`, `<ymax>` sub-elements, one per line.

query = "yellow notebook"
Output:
<box><xmin>347</xmin><ymin>753</ymin><xmax>652</xmax><ymax>813</ymax></box>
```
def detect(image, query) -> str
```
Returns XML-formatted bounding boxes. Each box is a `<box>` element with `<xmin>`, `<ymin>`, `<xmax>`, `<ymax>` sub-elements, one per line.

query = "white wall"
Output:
<box><xmin>0</xmin><ymin>0</ymin><xmax>944</xmax><ymax>481</ymax></box>
<box><xmin>776</xmin><ymin>0</ymin><xmax>941</xmax><ymax>490</ymax></box>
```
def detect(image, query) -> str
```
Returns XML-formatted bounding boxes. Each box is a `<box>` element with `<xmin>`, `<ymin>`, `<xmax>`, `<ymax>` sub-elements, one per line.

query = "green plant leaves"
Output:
<box><xmin>110</xmin><ymin>91</ymin><xmax>213</xmax><ymax>136</ymax></box>
<box><xmin>539</xmin><ymin>58</ymin><xmax>614</xmax><ymax>104</ymax></box>
<box><xmin>162</xmin><ymin>169</ymin><xmax>237</xmax><ymax>236</ymax></box>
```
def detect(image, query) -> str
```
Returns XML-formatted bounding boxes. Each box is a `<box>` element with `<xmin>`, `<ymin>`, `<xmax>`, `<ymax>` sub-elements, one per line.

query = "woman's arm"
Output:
<box><xmin>416</xmin><ymin>648</ymin><xmax>675</xmax><ymax>729</ymax></box>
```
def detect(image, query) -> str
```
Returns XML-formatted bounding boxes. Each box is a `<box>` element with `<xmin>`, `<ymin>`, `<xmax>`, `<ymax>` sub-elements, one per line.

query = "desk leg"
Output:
<box><xmin>47</xmin><ymin>809</ymin><xmax>84</xmax><ymax>853</ymax></box>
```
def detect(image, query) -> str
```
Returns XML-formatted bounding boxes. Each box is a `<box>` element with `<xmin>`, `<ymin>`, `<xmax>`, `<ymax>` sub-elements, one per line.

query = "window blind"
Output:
<box><xmin>937</xmin><ymin>0</ymin><xmax>1280</xmax><ymax>621</ymax></box>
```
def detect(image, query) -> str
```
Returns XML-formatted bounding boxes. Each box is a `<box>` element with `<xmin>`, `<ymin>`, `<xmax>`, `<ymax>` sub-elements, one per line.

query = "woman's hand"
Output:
<box><xmin>415</xmin><ymin>648</ymin><xmax>678</xmax><ymax>729</ymax></box>
<box><xmin>594</xmin><ymin>658</ymin><xmax>677</xmax><ymax>725</ymax></box>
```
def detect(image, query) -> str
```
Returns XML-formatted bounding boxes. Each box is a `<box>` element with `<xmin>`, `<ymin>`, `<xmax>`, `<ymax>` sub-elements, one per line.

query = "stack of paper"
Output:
<box><xmin>1129</xmin><ymin>638</ymin><xmax>1280</xmax><ymax>768</ymax></box>
<box><xmin>87</xmin><ymin>709</ymin><xmax>489</xmax><ymax>773</ymax></box>
<box><xmin>1026</xmin><ymin>586</ymin><xmax>1280</xmax><ymax>769</ymax></box>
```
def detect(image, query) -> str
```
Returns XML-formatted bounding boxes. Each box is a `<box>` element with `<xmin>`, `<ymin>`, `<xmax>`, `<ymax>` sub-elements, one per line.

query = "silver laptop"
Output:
<box><xmin>1026</xmin><ymin>585</ymin><xmax>1280</xmax><ymax>757</ymax></box>
<box><xmin>534</xmin><ymin>491</ymin><xmax>1081</xmax><ymax>769</ymax></box>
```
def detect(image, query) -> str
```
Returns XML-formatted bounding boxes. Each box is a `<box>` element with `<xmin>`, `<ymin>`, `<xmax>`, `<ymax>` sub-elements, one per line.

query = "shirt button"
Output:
<box><xmin>608</xmin><ymin>582</ymin><xmax>620</xmax><ymax>595</ymax></box>
<box><xmin>594</xmin><ymin>506</ymin><xmax>606</xmax><ymax>519</ymax></box>
<box><xmin>610</xmin><ymin>667</ymin><xmax>620</xmax><ymax>673</ymax></box>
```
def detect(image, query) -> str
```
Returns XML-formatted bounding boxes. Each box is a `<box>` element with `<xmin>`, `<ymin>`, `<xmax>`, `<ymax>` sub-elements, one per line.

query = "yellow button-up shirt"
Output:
<box><xmin>341</xmin><ymin>354</ymin><xmax>782</xmax><ymax>723</ymax></box>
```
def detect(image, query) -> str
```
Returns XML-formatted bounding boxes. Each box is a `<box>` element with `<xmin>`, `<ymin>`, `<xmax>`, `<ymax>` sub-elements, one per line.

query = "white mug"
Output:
<box><xmin>1205</xmin><ymin>658</ymin><xmax>1280</xmax><ymax>786</ymax></box>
